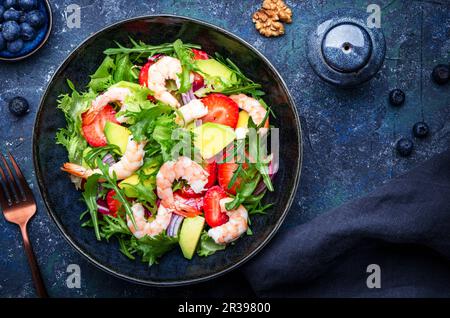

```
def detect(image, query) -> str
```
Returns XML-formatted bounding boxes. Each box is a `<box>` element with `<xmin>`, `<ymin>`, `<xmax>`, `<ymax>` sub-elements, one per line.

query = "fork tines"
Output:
<box><xmin>0</xmin><ymin>153</ymin><xmax>33</xmax><ymax>207</ymax></box>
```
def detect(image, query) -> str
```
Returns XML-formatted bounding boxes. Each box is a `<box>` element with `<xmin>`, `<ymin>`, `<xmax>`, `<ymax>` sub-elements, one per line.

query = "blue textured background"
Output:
<box><xmin>0</xmin><ymin>0</ymin><xmax>449</xmax><ymax>297</ymax></box>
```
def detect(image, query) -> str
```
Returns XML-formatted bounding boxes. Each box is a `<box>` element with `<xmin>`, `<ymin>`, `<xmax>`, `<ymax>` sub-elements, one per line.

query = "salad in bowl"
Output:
<box><xmin>56</xmin><ymin>39</ymin><xmax>276</xmax><ymax>265</ymax></box>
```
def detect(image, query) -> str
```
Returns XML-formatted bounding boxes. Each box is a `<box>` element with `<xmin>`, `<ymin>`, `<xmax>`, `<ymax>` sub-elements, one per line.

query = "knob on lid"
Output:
<box><xmin>322</xmin><ymin>23</ymin><xmax>372</xmax><ymax>73</ymax></box>
<box><xmin>306</xmin><ymin>9</ymin><xmax>385</xmax><ymax>87</ymax></box>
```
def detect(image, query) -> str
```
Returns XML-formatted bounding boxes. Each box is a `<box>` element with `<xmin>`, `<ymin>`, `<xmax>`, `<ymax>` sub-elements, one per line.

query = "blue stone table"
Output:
<box><xmin>0</xmin><ymin>0</ymin><xmax>449</xmax><ymax>297</ymax></box>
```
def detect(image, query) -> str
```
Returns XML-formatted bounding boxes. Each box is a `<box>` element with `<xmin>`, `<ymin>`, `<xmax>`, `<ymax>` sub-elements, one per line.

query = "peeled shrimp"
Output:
<box><xmin>229</xmin><ymin>94</ymin><xmax>269</xmax><ymax>131</ymax></box>
<box><xmin>175</xmin><ymin>99</ymin><xmax>208</xmax><ymax>126</ymax></box>
<box><xmin>127</xmin><ymin>203</ymin><xmax>172</xmax><ymax>238</ymax></box>
<box><xmin>156</xmin><ymin>156</ymin><xmax>209</xmax><ymax>209</ymax></box>
<box><xmin>208</xmin><ymin>198</ymin><xmax>248</xmax><ymax>245</ymax></box>
<box><xmin>61</xmin><ymin>137</ymin><xmax>145</xmax><ymax>180</ymax></box>
<box><xmin>147</xmin><ymin>56</ymin><xmax>182</xmax><ymax>108</ymax></box>
<box><xmin>83</xmin><ymin>86</ymin><xmax>131</xmax><ymax>124</ymax></box>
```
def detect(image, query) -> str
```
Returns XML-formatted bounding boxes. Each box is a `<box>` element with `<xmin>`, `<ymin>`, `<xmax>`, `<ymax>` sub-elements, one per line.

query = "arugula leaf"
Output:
<box><xmin>173</xmin><ymin>39</ymin><xmax>193</xmax><ymax>93</ymax></box>
<box><xmin>82</xmin><ymin>174</ymin><xmax>102</xmax><ymax>240</ymax></box>
<box><xmin>125</xmin><ymin>105</ymin><xmax>173</xmax><ymax>141</ymax></box>
<box><xmin>103</xmin><ymin>39</ymin><xmax>201</xmax><ymax>60</ymax></box>
<box><xmin>95</xmin><ymin>158</ymin><xmax>136</xmax><ymax>227</ymax></box>
<box><xmin>197</xmin><ymin>231</ymin><xmax>225</xmax><ymax>257</ymax></box>
<box><xmin>131</xmin><ymin>233</ymin><xmax>179</xmax><ymax>266</ymax></box>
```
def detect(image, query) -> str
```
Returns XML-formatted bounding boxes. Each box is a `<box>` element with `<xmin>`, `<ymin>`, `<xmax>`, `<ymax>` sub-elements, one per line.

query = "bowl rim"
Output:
<box><xmin>32</xmin><ymin>14</ymin><xmax>303</xmax><ymax>287</ymax></box>
<box><xmin>0</xmin><ymin>0</ymin><xmax>53</xmax><ymax>62</ymax></box>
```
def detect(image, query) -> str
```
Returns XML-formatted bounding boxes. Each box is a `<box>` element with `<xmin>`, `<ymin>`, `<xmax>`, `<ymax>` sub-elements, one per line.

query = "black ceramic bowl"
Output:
<box><xmin>33</xmin><ymin>15</ymin><xmax>302</xmax><ymax>286</ymax></box>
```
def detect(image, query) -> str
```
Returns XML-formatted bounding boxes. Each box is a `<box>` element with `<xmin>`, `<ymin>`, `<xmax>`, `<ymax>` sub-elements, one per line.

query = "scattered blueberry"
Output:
<box><xmin>412</xmin><ymin>122</ymin><xmax>430</xmax><ymax>139</ymax></box>
<box><xmin>0</xmin><ymin>6</ymin><xmax>5</xmax><ymax>22</ymax></box>
<box><xmin>389</xmin><ymin>89</ymin><xmax>405</xmax><ymax>106</ymax></box>
<box><xmin>396</xmin><ymin>138</ymin><xmax>413</xmax><ymax>157</ymax></box>
<box><xmin>25</xmin><ymin>9</ymin><xmax>44</xmax><ymax>28</ymax></box>
<box><xmin>3</xmin><ymin>0</ymin><xmax>17</xmax><ymax>10</ymax></box>
<box><xmin>3</xmin><ymin>8</ymin><xmax>21</xmax><ymax>21</ymax></box>
<box><xmin>19</xmin><ymin>21</ymin><xmax>34</xmax><ymax>40</ymax></box>
<box><xmin>7</xmin><ymin>37</ymin><xmax>23</xmax><ymax>52</ymax></box>
<box><xmin>2</xmin><ymin>20</ymin><xmax>20</xmax><ymax>41</ymax></box>
<box><xmin>8</xmin><ymin>96</ymin><xmax>29</xmax><ymax>116</ymax></box>
<box><xmin>431</xmin><ymin>64</ymin><xmax>449</xmax><ymax>85</ymax></box>
<box><xmin>0</xmin><ymin>33</ymin><xmax>5</xmax><ymax>51</ymax></box>
<box><xmin>18</xmin><ymin>0</ymin><xmax>37</xmax><ymax>11</ymax></box>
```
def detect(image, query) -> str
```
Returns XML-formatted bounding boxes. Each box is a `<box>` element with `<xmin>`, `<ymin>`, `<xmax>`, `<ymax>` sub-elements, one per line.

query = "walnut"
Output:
<box><xmin>252</xmin><ymin>0</ymin><xmax>292</xmax><ymax>37</ymax></box>
<box><xmin>252</xmin><ymin>8</ymin><xmax>285</xmax><ymax>37</ymax></box>
<box><xmin>262</xmin><ymin>0</ymin><xmax>292</xmax><ymax>23</ymax></box>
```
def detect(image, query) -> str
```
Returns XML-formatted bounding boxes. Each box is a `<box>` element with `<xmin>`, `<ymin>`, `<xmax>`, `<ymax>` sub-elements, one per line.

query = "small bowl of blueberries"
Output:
<box><xmin>0</xmin><ymin>0</ymin><xmax>52</xmax><ymax>61</ymax></box>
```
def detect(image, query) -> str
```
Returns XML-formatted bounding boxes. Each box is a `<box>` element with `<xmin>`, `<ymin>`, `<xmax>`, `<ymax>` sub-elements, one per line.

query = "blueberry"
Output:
<box><xmin>3</xmin><ymin>0</ymin><xmax>17</xmax><ymax>10</ymax></box>
<box><xmin>0</xmin><ymin>5</ymin><xmax>5</xmax><ymax>22</ymax></box>
<box><xmin>19</xmin><ymin>21</ymin><xmax>34</xmax><ymax>40</ymax></box>
<box><xmin>431</xmin><ymin>64</ymin><xmax>449</xmax><ymax>85</ymax></box>
<box><xmin>8</xmin><ymin>96</ymin><xmax>29</xmax><ymax>116</ymax></box>
<box><xmin>18</xmin><ymin>0</ymin><xmax>37</xmax><ymax>11</ymax></box>
<box><xmin>3</xmin><ymin>8</ymin><xmax>21</xmax><ymax>21</ymax></box>
<box><xmin>412</xmin><ymin>122</ymin><xmax>429</xmax><ymax>139</ymax></box>
<box><xmin>0</xmin><ymin>33</ymin><xmax>5</xmax><ymax>50</ymax></box>
<box><xmin>2</xmin><ymin>20</ymin><xmax>20</xmax><ymax>41</ymax></box>
<box><xmin>25</xmin><ymin>10</ymin><xmax>44</xmax><ymax>28</ymax></box>
<box><xmin>396</xmin><ymin>138</ymin><xmax>413</xmax><ymax>157</ymax></box>
<box><xmin>389</xmin><ymin>89</ymin><xmax>405</xmax><ymax>106</ymax></box>
<box><xmin>7</xmin><ymin>37</ymin><xmax>23</xmax><ymax>52</ymax></box>
<box><xmin>19</xmin><ymin>12</ymin><xmax>26</xmax><ymax>22</ymax></box>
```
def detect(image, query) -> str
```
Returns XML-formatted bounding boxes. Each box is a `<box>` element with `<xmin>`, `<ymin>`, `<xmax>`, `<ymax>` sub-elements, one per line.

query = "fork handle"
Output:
<box><xmin>20</xmin><ymin>224</ymin><xmax>49</xmax><ymax>298</ymax></box>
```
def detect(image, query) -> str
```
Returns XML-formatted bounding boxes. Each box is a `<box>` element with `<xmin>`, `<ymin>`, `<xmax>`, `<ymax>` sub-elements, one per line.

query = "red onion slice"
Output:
<box><xmin>167</xmin><ymin>214</ymin><xmax>184</xmax><ymax>237</ymax></box>
<box><xmin>96</xmin><ymin>198</ymin><xmax>110</xmax><ymax>215</ymax></box>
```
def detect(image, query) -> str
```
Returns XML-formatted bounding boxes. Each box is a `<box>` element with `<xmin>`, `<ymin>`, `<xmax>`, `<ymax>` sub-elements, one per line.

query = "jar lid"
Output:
<box><xmin>306</xmin><ymin>9</ymin><xmax>385</xmax><ymax>87</ymax></box>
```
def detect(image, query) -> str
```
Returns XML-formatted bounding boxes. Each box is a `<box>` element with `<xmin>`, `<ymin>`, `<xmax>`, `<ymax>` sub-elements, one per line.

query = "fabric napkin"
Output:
<box><xmin>242</xmin><ymin>149</ymin><xmax>450</xmax><ymax>297</ymax></box>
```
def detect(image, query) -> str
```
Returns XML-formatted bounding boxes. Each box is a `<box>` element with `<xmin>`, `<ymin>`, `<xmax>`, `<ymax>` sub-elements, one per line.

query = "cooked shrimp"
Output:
<box><xmin>127</xmin><ymin>203</ymin><xmax>172</xmax><ymax>238</ymax></box>
<box><xmin>147</xmin><ymin>56</ymin><xmax>182</xmax><ymax>108</ymax></box>
<box><xmin>208</xmin><ymin>198</ymin><xmax>248</xmax><ymax>245</ymax></box>
<box><xmin>156</xmin><ymin>156</ymin><xmax>209</xmax><ymax>209</ymax></box>
<box><xmin>175</xmin><ymin>99</ymin><xmax>208</xmax><ymax>125</ymax></box>
<box><xmin>229</xmin><ymin>94</ymin><xmax>269</xmax><ymax>131</ymax></box>
<box><xmin>83</xmin><ymin>86</ymin><xmax>131</xmax><ymax>124</ymax></box>
<box><xmin>61</xmin><ymin>137</ymin><xmax>145</xmax><ymax>180</ymax></box>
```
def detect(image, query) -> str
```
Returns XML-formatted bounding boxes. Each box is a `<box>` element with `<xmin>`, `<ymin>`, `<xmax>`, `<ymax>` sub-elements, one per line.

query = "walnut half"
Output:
<box><xmin>252</xmin><ymin>0</ymin><xmax>292</xmax><ymax>37</ymax></box>
<box><xmin>252</xmin><ymin>8</ymin><xmax>285</xmax><ymax>37</ymax></box>
<box><xmin>262</xmin><ymin>0</ymin><xmax>293</xmax><ymax>23</ymax></box>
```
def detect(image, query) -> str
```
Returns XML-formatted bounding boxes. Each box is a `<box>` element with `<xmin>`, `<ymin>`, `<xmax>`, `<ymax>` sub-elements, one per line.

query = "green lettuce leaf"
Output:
<box><xmin>197</xmin><ymin>231</ymin><xmax>225</xmax><ymax>257</ymax></box>
<box><xmin>131</xmin><ymin>233</ymin><xmax>179</xmax><ymax>266</ymax></box>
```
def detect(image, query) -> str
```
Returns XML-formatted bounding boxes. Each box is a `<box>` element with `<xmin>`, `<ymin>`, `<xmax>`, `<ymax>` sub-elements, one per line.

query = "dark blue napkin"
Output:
<box><xmin>242</xmin><ymin>149</ymin><xmax>450</xmax><ymax>297</ymax></box>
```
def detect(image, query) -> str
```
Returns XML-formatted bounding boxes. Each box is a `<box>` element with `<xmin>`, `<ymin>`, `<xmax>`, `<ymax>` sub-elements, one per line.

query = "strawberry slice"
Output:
<box><xmin>203</xmin><ymin>186</ymin><xmax>229</xmax><ymax>227</ymax></box>
<box><xmin>204</xmin><ymin>161</ymin><xmax>217</xmax><ymax>188</ymax></box>
<box><xmin>81</xmin><ymin>104</ymin><xmax>118</xmax><ymax>147</ymax></box>
<box><xmin>201</xmin><ymin>93</ymin><xmax>239</xmax><ymax>128</ymax></box>
<box><xmin>138</xmin><ymin>60</ymin><xmax>157</xmax><ymax>102</ymax></box>
<box><xmin>192</xmin><ymin>71</ymin><xmax>204</xmax><ymax>92</ymax></box>
<box><xmin>192</xmin><ymin>49</ymin><xmax>209</xmax><ymax>60</ymax></box>
<box><xmin>106</xmin><ymin>190</ymin><xmax>121</xmax><ymax>217</ymax></box>
<box><xmin>217</xmin><ymin>162</ymin><xmax>248</xmax><ymax>195</ymax></box>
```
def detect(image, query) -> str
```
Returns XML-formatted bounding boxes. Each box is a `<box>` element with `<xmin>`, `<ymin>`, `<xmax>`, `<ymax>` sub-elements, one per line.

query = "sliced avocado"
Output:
<box><xmin>179</xmin><ymin>216</ymin><xmax>205</xmax><ymax>260</ymax></box>
<box><xmin>236</xmin><ymin>110</ymin><xmax>250</xmax><ymax>128</ymax></box>
<box><xmin>118</xmin><ymin>174</ymin><xmax>153</xmax><ymax>198</ymax></box>
<box><xmin>195</xmin><ymin>59</ymin><xmax>237</xmax><ymax>83</ymax></box>
<box><xmin>193</xmin><ymin>123</ymin><xmax>236</xmax><ymax>160</ymax></box>
<box><xmin>104</xmin><ymin>121</ymin><xmax>131</xmax><ymax>155</ymax></box>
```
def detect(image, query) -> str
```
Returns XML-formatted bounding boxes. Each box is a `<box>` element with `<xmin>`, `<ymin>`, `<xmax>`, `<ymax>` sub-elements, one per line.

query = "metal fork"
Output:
<box><xmin>0</xmin><ymin>152</ymin><xmax>48</xmax><ymax>298</ymax></box>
